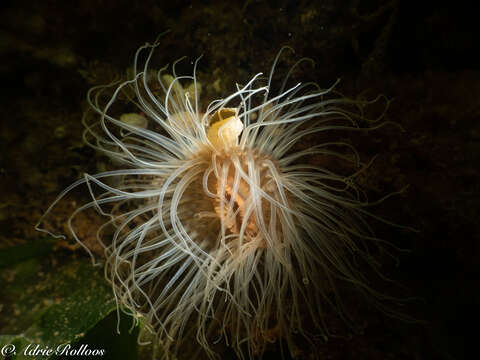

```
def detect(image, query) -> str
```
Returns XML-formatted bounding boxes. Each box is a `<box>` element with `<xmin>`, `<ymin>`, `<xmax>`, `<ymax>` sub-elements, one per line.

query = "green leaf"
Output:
<box><xmin>0</xmin><ymin>240</ymin><xmax>139</xmax><ymax>360</ymax></box>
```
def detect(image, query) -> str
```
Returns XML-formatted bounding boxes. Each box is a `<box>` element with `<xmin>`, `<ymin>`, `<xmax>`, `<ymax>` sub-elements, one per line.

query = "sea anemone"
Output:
<box><xmin>37</xmin><ymin>38</ymin><xmax>405</xmax><ymax>359</ymax></box>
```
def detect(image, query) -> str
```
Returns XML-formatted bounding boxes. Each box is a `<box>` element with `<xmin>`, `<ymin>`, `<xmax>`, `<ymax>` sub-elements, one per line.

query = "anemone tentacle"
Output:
<box><xmin>36</xmin><ymin>39</ymin><xmax>405</xmax><ymax>360</ymax></box>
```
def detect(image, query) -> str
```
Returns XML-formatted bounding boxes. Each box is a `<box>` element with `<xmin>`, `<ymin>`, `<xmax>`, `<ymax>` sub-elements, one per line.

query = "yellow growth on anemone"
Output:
<box><xmin>37</xmin><ymin>38</ymin><xmax>405</xmax><ymax>359</ymax></box>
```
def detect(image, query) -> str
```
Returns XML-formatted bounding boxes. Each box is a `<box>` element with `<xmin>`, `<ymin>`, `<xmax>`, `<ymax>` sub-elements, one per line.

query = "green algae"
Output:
<box><xmin>0</xmin><ymin>240</ymin><xmax>138</xmax><ymax>360</ymax></box>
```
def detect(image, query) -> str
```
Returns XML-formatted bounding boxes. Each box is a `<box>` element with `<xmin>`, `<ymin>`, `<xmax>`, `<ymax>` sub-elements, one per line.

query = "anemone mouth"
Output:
<box><xmin>210</xmin><ymin>147</ymin><xmax>279</xmax><ymax>248</ymax></box>
<box><xmin>213</xmin><ymin>159</ymin><xmax>260</xmax><ymax>240</ymax></box>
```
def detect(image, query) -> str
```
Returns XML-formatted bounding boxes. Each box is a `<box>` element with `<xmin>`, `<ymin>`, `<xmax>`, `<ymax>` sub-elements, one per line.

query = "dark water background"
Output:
<box><xmin>0</xmin><ymin>0</ymin><xmax>478</xmax><ymax>359</ymax></box>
